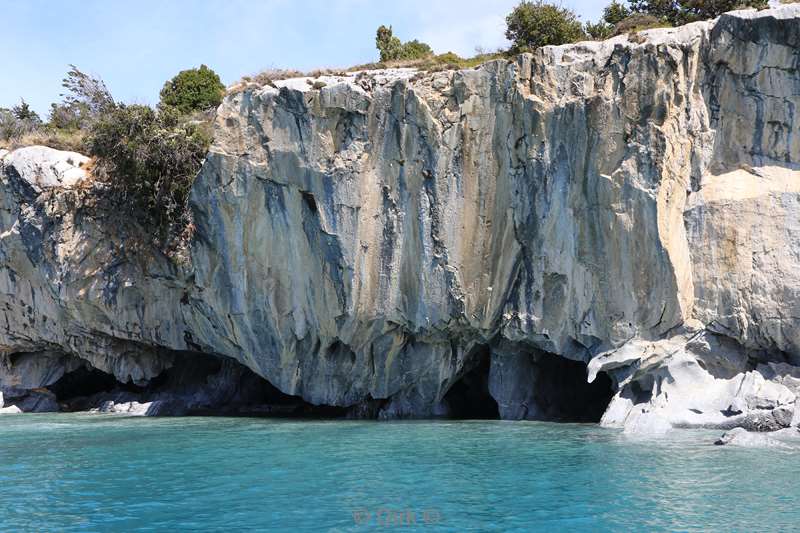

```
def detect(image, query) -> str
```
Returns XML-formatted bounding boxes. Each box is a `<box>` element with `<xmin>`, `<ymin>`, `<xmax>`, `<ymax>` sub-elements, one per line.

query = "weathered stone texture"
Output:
<box><xmin>1</xmin><ymin>6</ymin><xmax>799</xmax><ymax>429</ymax></box>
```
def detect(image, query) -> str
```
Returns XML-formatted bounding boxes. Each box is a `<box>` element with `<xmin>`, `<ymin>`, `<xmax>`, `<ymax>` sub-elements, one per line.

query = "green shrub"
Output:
<box><xmin>48</xmin><ymin>102</ymin><xmax>88</xmax><ymax>131</ymax></box>
<box><xmin>11</xmin><ymin>99</ymin><xmax>41</xmax><ymax>123</ymax></box>
<box><xmin>48</xmin><ymin>65</ymin><xmax>114</xmax><ymax>132</ymax></box>
<box><xmin>434</xmin><ymin>52</ymin><xmax>463</xmax><ymax>65</ymax></box>
<box><xmin>86</xmin><ymin>104</ymin><xmax>210</xmax><ymax>243</ymax></box>
<box><xmin>629</xmin><ymin>0</ymin><xmax>769</xmax><ymax>25</ymax></box>
<box><xmin>604</xmin><ymin>0</ymin><xmax>632</xmax><ymax>24</ymax></box>
<box><xmin>585</xmin><ymin>21</ymin><xmax>615</xmax><ymax>40</ymax></box>
<box><xmin>614</xmin><ymin>13</ymin><xmax>667</xmax><ymax>34</ymax></box>
<box><xmin>2</xmin><ymin>66</ymin><xmax>210</xmax><ymax>246</ymax></box>
<box><xmin>375</xmin><ymin>25</ymin><xmax>433</xmax><ymax>61</ymax></box>
<box><xmin>376</xmin><ymin>25</ymin><xmax>403</xmax><ymax>62</ymax></box>
<box><xmin>399</xmin><ymin>39</ymin><xmax>433</xmax><ymax>60</ymax></box>
<box><xmin>159</xmin><ymin>65</ymin><xmax>225</xmax><ymax>114</ymax></box>
<box><xmin>505</xmin><ymin>1</ymin><xmax>586</xmax><ymax>53</ymax></box>
<box><xmin>0</xmin><ymin>100</ymin><xmax>43</xmax><ymax>142</ymax></box>
<box><xmin>586</xmin><ymin>1</ymin><xmax>634</xmax><ymax>40</ymax></box>
<box><xmin>588</xmin><ymin>0</ymin><xmax>764</xmax><ymax>39</ymax></box>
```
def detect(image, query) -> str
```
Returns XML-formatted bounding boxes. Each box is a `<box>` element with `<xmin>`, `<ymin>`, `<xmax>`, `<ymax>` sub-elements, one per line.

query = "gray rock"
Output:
<box><xmin>2</xmin><ymin>388</ymin><xmax>60</xmax><ymax>413</ymax></box>
<box><xmin>0</xmin><ymin>6</ymin><xmax>799</xmax><ymax>425</ymax></box>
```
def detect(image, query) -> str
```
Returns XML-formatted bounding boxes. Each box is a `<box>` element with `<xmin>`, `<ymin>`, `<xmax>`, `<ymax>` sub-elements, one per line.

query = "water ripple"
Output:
<box><xmin>0</xmin><ymin>415</ymin><xmax>798</xmax><ymax>531</ymax></box>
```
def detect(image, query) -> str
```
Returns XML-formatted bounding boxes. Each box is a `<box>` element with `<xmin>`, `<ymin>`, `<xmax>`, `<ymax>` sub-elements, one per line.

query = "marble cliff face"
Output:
<box><xmin>1</xmin><ymin>6</ymin><xmax>799</xmax><ymax>431</ymax></box>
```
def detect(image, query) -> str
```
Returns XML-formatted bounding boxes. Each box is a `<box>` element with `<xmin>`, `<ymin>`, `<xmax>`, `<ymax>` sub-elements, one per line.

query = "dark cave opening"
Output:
<box><xmin>48</xmin><ymin>353</ymin><xmax>348</xmax><ymax>418</ymax></box>
<box><xmin>531</xmin><ymin>355</ymin><xmax>614</xmax><ymax>423</ymax></box>
<box><xmin>300</xmin><ymin>190</ymin><xmax>318</xmax><ymax>214</ymax></box>
<box><xmin>39</xmin><ymin>345</ymin><xmax>613</xmax><ymax>422</ymax></box>
<box><xmin>442</xmin><ymin>348</ymin><xmax>500</xmax><ymax>420</ymax></box>
<box><xmin>440</xmin><ymin>347</ymin><xmax>614</xmax><ymax>423</ymax></box>
<box><xmin>49</xmin><ymin>365</ymin><xmax>127</xmax><ymax>400</ymax></box>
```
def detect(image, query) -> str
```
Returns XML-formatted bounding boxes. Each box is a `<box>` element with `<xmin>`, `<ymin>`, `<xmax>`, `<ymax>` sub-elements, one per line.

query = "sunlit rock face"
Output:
<box><xmin>1</xmin><ymin>6</ymin><xmax>799</xmax><ymax>427</ymax></box>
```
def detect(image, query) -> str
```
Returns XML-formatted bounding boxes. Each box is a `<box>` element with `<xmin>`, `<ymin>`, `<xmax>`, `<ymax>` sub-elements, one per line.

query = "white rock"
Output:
<box><xmin>715</xmin><ymin>427</ymin><xmax>794</xmax><ymax>449</ymax></box>
<box><xmin>92</xmin><ymin>400</ymin><xmax>155</xmax><ymax>416</ymax></box>
<box><xmin>791</xmin><ymin>403</ymin><xmax>800</xmax><ymax>428</ymax></box>
<box><xmin>3</xmin><ymin>145</ymin><xmax>88</xmax><ymax>189</ymax></box>
<box><xmin>622</xmin><ymin>410</ymin><xmax>673</xmax><ymax>435</ymax></box>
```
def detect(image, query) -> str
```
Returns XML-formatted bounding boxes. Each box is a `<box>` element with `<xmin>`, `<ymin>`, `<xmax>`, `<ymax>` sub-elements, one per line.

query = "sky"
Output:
<box><xmin>1</xmin><ymin>0</ymin><xmax>606</xmax><ymax>117</ymax></box>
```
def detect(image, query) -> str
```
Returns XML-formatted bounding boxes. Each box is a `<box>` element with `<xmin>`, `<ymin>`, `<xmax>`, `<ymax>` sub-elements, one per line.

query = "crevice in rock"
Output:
<box><xmin>442</xmin><ymin>346</ymin><xmax>500</xmax><ymax>420</ymax></box>
<box><xmin>300</xmin><ymin>190</ymin><xmax>318</xmax><ymax>214</ymax></box>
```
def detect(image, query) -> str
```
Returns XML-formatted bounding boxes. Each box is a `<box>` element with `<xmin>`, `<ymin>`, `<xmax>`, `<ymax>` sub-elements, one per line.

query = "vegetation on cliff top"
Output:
<box><xmin>375</xmin><ymin>25</ymin><xmax>433</xmax><ymax>62</ymax></box>
<box><xmin>159</xmin><ymin>65</ymin><xmax>225</xmax><ymax>115</ymax></box>
<box><xmin>1</xmin><ymin>65</ymin><xmax>220</xmax><ymax>250</ymax></box>
<box><xmin>504</xmin><ymin>0</ymin><xmax>769</xmax><ymax>49</ymax></box>
<box><xmin>1</xmin><ymin>1</ymin><xmax>778</xmax><ymax>248</ymax></box>
<box><xmin>87</xmin><ymin>103</ymin><xmax>211</xmax><ymax>246</ymax></box>
<box><xmin>234</xmin><ymin>0</ymin><xmax>772</xmax><ymax>90</ymax></box>
<box><xmin>505</xmin><ymin>1</ymin><xmax>586</xmax><ymax>53</ymax></box>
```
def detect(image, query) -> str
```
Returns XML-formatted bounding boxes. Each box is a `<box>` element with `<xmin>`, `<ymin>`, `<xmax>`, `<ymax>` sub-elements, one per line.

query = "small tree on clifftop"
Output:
<box><xmin>505</xmin><ymin>1</ymin><xmax>585</xmax><ymax>53</ymax></box>
<box><xmin>48</xmin><ymin>65</ymin><xmax>114</xmax><ymax>131</ymax></box>
<box><xmin>376</xmin><ymin>25</ymin><xmax>403</xmax><ymax>61</ymax></box>
<box><xmin>375</xmin><ymin>25</ymin><xmax>433</xmax><ymax>62</ymax></box>
<box><xmin>159</xmin><ymin>65</ymin><xmax>225</xmax><ymax>114</ymax></box>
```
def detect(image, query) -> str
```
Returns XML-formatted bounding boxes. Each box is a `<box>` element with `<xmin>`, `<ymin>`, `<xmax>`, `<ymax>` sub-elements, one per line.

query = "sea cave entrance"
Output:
<box><xmin>529</xmin><ymin>354</ymin><xmax>614</xmax><ymax>423</ymax></box>
<box><xmin>441</xmin><ymin>345</ymin><xmax>615</xmax><ymax>423</ymax></box>
<box><xmin>442</xmin><ymin>347</ymin><xmax>500</xmax><ymax>420</ymax></box>
<box><xmin>47</xmin><ymin>352</ymin><xmax>347</xmax><ymax>417</ymax></box>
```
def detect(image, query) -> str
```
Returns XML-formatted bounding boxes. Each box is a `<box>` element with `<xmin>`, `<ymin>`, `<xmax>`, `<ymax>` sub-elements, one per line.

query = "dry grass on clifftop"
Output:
<box><xmin>0</xmin><ymin>128</ymin><xmax>85</xmax><ymax>153</ymax></box>
<box><xmin>229</xmin><ymin>51</ymin><xmax>508</xmax><ymax>94</ymax></box>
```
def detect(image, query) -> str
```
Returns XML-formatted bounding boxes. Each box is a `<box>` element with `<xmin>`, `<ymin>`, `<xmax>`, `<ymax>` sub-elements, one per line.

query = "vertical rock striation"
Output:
<box><xmin>0</xmin><ymin>6</ymin><xmax>799</xmax><ymax>430</ymax></box>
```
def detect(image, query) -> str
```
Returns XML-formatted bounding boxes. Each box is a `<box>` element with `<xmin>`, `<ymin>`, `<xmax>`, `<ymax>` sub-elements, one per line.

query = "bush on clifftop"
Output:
<box><xmin>580</xmin><ymin>0</ymin><xmax>770</xmax><ymax>43</ymax></box>
<box><xmin>86</xmin><ymin>103</ymin><xmax>211</xmax><ymax>244</ymax></box>
<box><xmin>0</xmin><ymin>100</ymin><xmax>42</xmax><ymax>144</ymax></box>
<box><xmin>628</xmin><ymin>0</ymin><xmax>769</xmax><ymax>25</ymax></box>
<box><xmin>159</xmin><ymin>65</ymin><xmax>225</xmax><ymax>114</ymax></box>
<box><xmin>505</xmin><ymin>1</ymin><xmax>586</xmax><ymax>52</ymax></box>
<box><xmin>375</xmin><ymin>25</ymin><xmax>433</xmax><ymax>61</ymax></box>
<box><xmin>2</xmin><ymin>65</ymin><xmax>216</xmax><ymax>247</ymax></box>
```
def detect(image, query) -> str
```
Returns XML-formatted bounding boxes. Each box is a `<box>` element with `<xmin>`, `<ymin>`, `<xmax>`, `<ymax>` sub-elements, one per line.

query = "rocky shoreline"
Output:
<box><xmin>2</xmin><ymin>6</ymin><xmax>800</xmax><ymax>448</ymax></box>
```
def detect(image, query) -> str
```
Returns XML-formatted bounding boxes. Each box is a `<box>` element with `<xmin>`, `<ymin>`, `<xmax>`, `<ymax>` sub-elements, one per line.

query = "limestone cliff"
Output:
<box><xmin>1</xmin><ymin>6</ymin><xmax>799</xmax><ymax>431</ymax></box>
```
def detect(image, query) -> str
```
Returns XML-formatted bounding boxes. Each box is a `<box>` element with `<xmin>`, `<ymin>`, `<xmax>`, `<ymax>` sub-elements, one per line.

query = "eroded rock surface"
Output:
<box><xmin>1</xmin><ymin>6</ymin><xmax>799</xmax><ymax>428</ymax></box>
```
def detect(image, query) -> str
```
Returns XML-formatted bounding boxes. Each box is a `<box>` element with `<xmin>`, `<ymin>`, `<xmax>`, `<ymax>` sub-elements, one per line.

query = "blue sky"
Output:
<box><xmin>1</xmin><ymin>0</ymin><xmax>606</xmax><ymax>117</ymax></box>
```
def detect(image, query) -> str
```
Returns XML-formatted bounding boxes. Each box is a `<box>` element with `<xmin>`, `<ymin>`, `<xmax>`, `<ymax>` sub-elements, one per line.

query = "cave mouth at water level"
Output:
<box><xmin>44</xmin><ymin>350</ymin><xmax>613</xmax><ymax>421</ymax></box>
<box><xmin>443</xmin><ymin>349</ymin><xmax>615</xmax><ymax>423</ymax></box>
<box><xmin>443</xmin><ymin>352</ymin><xmax>500</xmax><ymax>420</ymax></box>
<box><xmin>46</xmin><ymin>353</ymin><xmax>349</xmax><ymax>417</ymax></box>
<box><xmin>532</xmin><ymin>354</ymin><xmax>614</xmax><ymax>423</ymax></box>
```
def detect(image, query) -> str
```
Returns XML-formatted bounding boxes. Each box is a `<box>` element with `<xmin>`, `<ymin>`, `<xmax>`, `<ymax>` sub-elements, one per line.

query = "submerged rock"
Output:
<box><xmin>0</xmin><ymin>6</ymin><xmax>799</xmax><ymax>427</ymax></box>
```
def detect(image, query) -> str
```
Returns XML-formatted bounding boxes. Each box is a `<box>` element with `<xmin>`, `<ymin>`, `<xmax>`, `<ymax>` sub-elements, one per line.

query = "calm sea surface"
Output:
<box><xmin>0</xmin><ymin>414</ymin><xmax>797</xmax><ymax>532</ymax></box>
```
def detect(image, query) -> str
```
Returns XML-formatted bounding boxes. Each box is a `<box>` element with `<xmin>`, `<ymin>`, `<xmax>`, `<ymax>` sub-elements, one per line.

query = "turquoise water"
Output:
<box><xmin>0</xmin><ymin>415</ymin><xmax>798</xmax><ymax>532</ymax></box>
